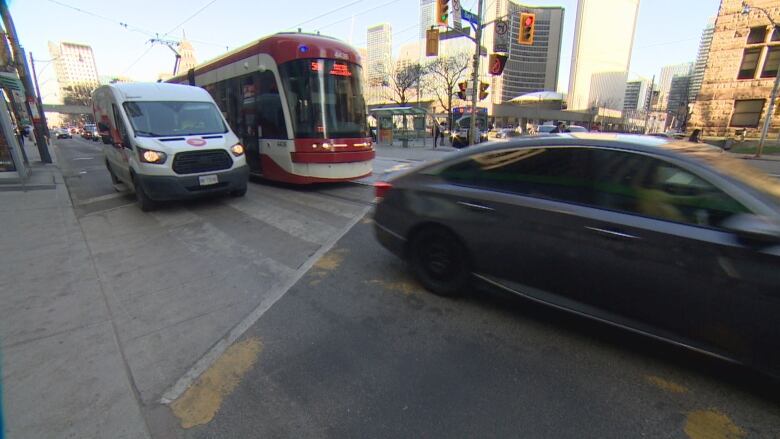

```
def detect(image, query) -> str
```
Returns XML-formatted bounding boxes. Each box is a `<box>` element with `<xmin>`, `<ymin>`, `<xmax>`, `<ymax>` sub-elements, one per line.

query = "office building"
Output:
<box><xmin>657</xmin><ymin>62</ymin><xmax>693</xmax><ymax>111</ymax></box>
<box><xmin>47</xmin><ymin>41</ymin><xmax>100</xmax><ymax>105</ymax></box>
<box><xmin>366</xmin><ymin>23</ymin><xmax>392</xmax><ymax>83</ymax></box>
<box><xmin>623</xmin><ymin>78</ymin><xmax>651</xmax><ymax>111</ymax></box>
<box><xmin>482</xmin><ymin>1</ymin><xmax>564</xmax><ymax>120</ymax></box>
<box><xmin>567</xmin><ymin>0</ymin><xmax>640</xmax><ymax>111</ymax></box>
<box><xmin>420</xmin><ymin>0</ymin><xmax>436</xmax><ymax>39</ymax></box>
<box><xmin>689</xmin><ymin>17</ymin><xmax>716</xmax><ymax>102</ymax></box>
<box><xmin>690</xmin><ymin>0</ymin><xmax>780</xmax><ymax>138</ymax></box>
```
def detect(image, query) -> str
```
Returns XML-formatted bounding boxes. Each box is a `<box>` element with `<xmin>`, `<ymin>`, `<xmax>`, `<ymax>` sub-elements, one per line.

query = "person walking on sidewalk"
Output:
<box><xmin>433</xmin><ymin>123</ymin><xmax>440</xmax><ymax>148</ymax></box>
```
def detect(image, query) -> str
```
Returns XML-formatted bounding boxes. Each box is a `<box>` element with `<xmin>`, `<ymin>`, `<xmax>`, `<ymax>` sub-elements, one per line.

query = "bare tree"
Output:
<box><xmin>384</xmin><ymin>61</ymin><xmax>424</xmax><ymax>105</ymax></box>
<box><xmin>62</xmin><ymin>82</ymin><xmax>95</xmax><ymax>107</ymax></box>
<box><xmin>425</xmin><ymin>52</ymin><xmax>470</xmax><ymax>130</ymax></box>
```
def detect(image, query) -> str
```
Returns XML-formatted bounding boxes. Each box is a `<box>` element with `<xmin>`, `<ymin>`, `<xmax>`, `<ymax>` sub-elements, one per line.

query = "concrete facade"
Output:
<box><xmin>567</xmin><ymin>0</ymin><xmax>640</xmax><ymax>111</ymax></box>
<box><xmin>690</xmin><ymin>0</ymin><xmax>780</xmax><ymax>138</ymax></box>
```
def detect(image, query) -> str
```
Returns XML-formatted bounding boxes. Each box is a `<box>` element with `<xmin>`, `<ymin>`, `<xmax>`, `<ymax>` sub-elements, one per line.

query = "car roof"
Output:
<box><xmin>103</xmin><ymin>82</ymin><xmax>213</xmax><ymax>102</ymax></box>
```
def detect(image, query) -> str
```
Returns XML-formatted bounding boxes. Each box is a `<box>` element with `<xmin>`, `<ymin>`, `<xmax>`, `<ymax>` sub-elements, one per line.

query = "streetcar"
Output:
<box><xmin>169</xmin><ymin>32</ymin><xmax>374</xmax><ymax>184</ymax></box>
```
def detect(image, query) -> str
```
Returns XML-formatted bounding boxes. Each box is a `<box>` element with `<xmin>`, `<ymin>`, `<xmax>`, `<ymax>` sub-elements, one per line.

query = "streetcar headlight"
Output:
<box><xmin>138</xmin><ymin>147</ymin><xmax>167</xmax><ymax>164</ymax></box>
<box><xmin>230</xmin><ymin>143</ymin><xmax>245</xmax><ymax>156</ymax></box>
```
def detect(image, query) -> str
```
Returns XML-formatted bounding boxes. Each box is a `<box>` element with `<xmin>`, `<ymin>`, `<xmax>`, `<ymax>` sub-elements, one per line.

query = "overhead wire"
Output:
<box><xmin>315</xmin><ymin>0</ymin><xmax>405</xmax><ymax>32</ymax></box>
<box><xmin>45</xmin><ymin>0</ymin><xmax>156</xmax><ymax>37</ymax></box>
<box><xmin>163</xmin><ymin>0</ymin><xmax>219</xmax><ymax>37</ymax></box>
<box><xmin>286</xmin><ymin>0</ymin><xmax>366</xmax><ymax>30</ymax></box>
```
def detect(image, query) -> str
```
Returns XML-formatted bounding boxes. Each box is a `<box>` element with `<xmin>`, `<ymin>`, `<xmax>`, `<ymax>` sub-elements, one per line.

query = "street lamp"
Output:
<box><xmin>742</xmin><ymin>1</ymin><xmax>779</xmax><ymax>157</ymax></box>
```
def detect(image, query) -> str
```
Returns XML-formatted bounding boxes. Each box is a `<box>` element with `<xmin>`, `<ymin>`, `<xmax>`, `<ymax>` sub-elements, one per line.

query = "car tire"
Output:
<box><xmin>230</xmin><ymin>185</ymin><xmax>247</xmax><ymax>197</ymax></box>
<box><xmin>133</xmin><ymin>176</ymin><xmax>156</xmax><ymax>212</ymax></box>
<box><xmin>409</xmin><ymin>226</ymin><xmax>471</xmax><ymax>297</ymax></box>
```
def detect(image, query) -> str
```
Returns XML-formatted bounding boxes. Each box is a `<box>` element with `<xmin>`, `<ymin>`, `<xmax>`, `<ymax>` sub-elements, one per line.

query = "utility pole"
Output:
<box><xmin>0</xmin><ymin>0</ymin><xmax>51</xmax><ymax>163</ymax></box>
<box><xmin>468</xmin><ymin>0</ymin><xmax>484</xmax><ymax>146</ymax></box>
<box><xmin>29</xmin><ymin>53</ymin><xmax>49</xmax><ymax>138</ymax></box>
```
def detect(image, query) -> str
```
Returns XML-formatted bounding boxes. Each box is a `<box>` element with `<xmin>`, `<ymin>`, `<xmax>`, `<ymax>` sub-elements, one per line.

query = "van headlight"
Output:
<box><xmin>138</xmin><ymin>147</ymin><xmax>167</xmax><ymax>164</ymax></box>
<box><xmin>230</xmin><ymin>144</ymin><xmax>245</xmax><ymax>156</ymax></box>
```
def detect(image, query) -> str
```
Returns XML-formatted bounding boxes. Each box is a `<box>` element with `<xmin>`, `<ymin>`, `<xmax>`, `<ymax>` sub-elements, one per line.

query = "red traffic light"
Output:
<box><xmin>524</xmin><ymin>16</ymin><xmax>534</xmax><ymax>26</ymax></box>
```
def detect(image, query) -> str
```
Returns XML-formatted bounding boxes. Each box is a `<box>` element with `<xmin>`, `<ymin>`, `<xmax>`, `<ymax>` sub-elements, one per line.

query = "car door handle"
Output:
<box><xmin>585</xmin><ymin>226</ymin><xmax>641</xmax><ymax>240</ymax></box>
<box><xmin>456</xmin><ymin>201</ymin><xmax>495</xmax><ymax>212</ymax></box>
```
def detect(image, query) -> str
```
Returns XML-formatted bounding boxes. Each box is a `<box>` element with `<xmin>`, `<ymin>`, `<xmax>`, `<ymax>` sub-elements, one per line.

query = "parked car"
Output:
<box><xmin>92</xmin><ymin>82</ymin><xmax>249</xmax><ymax>211</ymax></box>
<box><xmin>495</xmin><ymin>127</ymin><xmax>521</xmax><ymax>139</ymax></box>
<box><xmin>55</xmin><ymin>128</ymin><xmax>71</xmax><ymax>139</ymax></box>
<box><xmin>373</xmin><ymin>134</ymin><xmax>780</xmax><ymax>377</ymax></box>
<box><xmin>537</xmin><ymin>124</ymin><xmax>587</xmax><ymax>133</ymax></box>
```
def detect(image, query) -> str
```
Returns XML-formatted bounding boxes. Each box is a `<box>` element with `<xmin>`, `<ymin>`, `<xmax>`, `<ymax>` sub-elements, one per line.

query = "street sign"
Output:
<box><xmin>488</xmin><ymin>54</ymin><xmax>508</xmax><ymax>76</ymax></box>
<box><xmin>426</xmin><ymin>28</ymin><xmax>439</xmax><ymax>56</ymax></box>
<box><xmin>452</xmin><ymin>0</ymin><xmax>462</xmax><ymax>29</ymax></box>
<box><xmin>461</xmin><ymin>8</ymin><xmax>479</xmax><ymax>25</ymax></box>
<box><xmin>493</xmin><ymin>19</ymin><xmax>509</xmax><ymax>53</ymax></box>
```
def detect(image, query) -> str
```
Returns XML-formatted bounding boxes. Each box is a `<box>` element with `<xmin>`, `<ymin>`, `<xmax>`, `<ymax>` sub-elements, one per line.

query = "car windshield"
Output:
<box><xmin>122</xmin><ymin>101</ymin><xmax>227</xmax><ymax>137</ymax></box>
<box><xmin>279</xmin><ymin>59</ymin><xmax>368</xmax><ymax>139</ymax></box>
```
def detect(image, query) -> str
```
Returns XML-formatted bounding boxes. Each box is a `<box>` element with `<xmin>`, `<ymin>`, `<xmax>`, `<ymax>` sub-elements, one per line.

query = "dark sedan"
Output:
<box><xmin>373</xmin><ymin>134</ymin><xmax>780</xmax><ymax>376</ymax></box>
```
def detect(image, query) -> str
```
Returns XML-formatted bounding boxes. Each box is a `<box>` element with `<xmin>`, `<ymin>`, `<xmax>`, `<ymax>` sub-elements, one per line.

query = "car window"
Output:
<box><xmin>592</xmin><ymin>150</ymin><xmax>750</xmax><ymax>228</ymax></box>
<box><xmin>439</xmin><ymin>147</ymin><xmax>593</xmax><ymax>205</ymax></box>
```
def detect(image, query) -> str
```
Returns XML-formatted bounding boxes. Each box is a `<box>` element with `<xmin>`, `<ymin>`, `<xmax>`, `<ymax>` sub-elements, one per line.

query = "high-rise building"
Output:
<box><xmin>623</xmin><ymin>78</ymin><xmax>651</xmax><ymax>111</ymax></box>
<box><xmin>366</xmin><ymin>23</ymin><xmax>392</xmax><ymax>83</ymax></box>
<box><xmin>482</xmin><ymin>1</ymin><xmax>564</xmax><ymax>117</ymax></box>
<box><xmin>420</xmin><ymin>0</ymin><xmax>436</xmax><ymax>39</ymax></box>
<box><xmin>667</xmin><ymin>74</ymin><xmax>691</xmax><ymax>113</ymax></box>
<box><xmin>48</xmin><ymin>41</ymin><xmax>100</xmax><ymax>105</ymax></box>
<box><xmin>690</xmin><ymin>0</ymin><xmax>780</xmax><ymax>138</ymax></box>
<box><xmin>689</xmin><ymin>17</ymin><xmax>716</xmax><ymax>102</ymax></box>
<box><xmin>567</xmin><ymin>0</ymin><xmax>640</xmax><ymax>111</ymax></box>
<box><xmin>657</xmin><ymin>62</ymin><xmax>693</xmax><ymax>111</ymax></box>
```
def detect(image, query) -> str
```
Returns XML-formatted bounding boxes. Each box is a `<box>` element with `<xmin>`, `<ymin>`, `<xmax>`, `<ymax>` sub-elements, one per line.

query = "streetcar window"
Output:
<box><xmin>256</xmin><ymin>71</ymin><xmax>288</xmax><ymax>139</ymax></box>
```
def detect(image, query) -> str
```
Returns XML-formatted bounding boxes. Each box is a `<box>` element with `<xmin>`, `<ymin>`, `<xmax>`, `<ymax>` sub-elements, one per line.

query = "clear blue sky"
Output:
<box><xmin>9</xmin><ymin>0</ymin><xmax>720</xmax><ymax>92</ymax></box>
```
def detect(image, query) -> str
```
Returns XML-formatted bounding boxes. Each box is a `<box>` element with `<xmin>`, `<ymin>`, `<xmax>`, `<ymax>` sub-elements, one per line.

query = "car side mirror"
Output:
<box><xmin>722</xmin><ymin>213</ymin><xmax>780</xmax><ymax>246</ymax></box>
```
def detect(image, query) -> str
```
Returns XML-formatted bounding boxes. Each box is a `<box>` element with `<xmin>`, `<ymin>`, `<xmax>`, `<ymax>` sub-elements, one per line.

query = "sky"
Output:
<box><xmin>9</xmin><ymin>0</ymin><xmax>720</xmax><ymax>99</ymax></box>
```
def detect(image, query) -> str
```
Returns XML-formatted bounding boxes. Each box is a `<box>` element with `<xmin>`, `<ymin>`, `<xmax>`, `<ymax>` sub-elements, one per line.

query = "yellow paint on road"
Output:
<box><xmin>313</xmin><ymin>248</ymin><xmax>348</xmax><ymax>271</ymax></box>
<box><xmin>684</xmin><ymin>409</ymin><xmax>745</xmax><ymax>439</ymax></box>
<box><xmin>366</xmin><ymin>279</ymin><xmax>418</xmax><ymax>295</ymax></box>
<box><xmin>646</xmin><ymin>375</ymin><xmax>688</xmax><ymax>394</ymax></box>
<box><xmin>171</xmin><ymin>337</ymin><xmax>263</xmax><ymax>429</ymax></box>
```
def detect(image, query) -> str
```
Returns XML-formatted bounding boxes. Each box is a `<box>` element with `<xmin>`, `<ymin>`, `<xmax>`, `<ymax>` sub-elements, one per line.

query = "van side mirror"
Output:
<box><xmin>723</xmin><ymin>213</ymin><xmax>780</xmax><ymax>246</ymax></box>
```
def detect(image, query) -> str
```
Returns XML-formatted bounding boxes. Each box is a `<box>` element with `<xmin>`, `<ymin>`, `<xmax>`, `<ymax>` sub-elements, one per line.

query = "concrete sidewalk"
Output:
<box><xmin>0</xmin><ymin>144</ymin><xmax>150</xmax><ymax>438</ymax></box>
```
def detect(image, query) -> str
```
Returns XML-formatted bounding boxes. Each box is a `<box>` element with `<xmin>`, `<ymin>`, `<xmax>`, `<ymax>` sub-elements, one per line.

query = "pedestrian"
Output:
<box><xmin>550</xmin><ymin>121</ymin><xmax>569</xmax><ymax>133</ymax></box>
<box><xmin>689</xmin><ymin>128</ymin><xmax>701</xmax><ymax>143</ymax></box>
<box><xmin>438</xmin><ymin>124</ymin><xmax>445</xmax><ymax>146</ymax></box>
<box><xmin>433</xmin><ymin>123</ymin><xmax>439</xmax><ymax>148</ymax></box>
<box><xmin>15</xmin><ymin>125</ymin><xmax>25</xmax><ymax>147</ymax></box>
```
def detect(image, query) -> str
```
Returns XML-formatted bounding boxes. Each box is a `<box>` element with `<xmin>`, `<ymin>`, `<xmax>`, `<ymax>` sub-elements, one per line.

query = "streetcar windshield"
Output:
<box><xmin>280</xmin><ymin>59</ymin><xmax>368</xmax><ymax>139</ymax></box>
<box><xmin>123</xmin><ymin>101</ymin><xmax>227</xmax><ymax>137</ymax></box>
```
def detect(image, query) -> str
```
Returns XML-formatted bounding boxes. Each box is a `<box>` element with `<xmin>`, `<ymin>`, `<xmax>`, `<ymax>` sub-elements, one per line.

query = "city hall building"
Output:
<box><xmin>690</xmin><ymin>0</ymin><xmax>780</xmax><ymax>138</ymax></box>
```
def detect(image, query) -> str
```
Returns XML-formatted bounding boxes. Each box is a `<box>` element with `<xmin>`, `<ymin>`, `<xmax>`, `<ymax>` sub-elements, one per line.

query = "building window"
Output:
<box><xmin>729</xmin><ymin>99</ymin><xmax>765</xmax><ymax>127</ymax></box>
<box><xmin>762</xmin><ymin>46</ymin><xmax>780</xmax><ymax>78</ymax></box>
<box><xmin>738</xmin><ymin>48</ymin><xmax>762</xmax><ymax>79</ymax></box>
<box><xmin>747</xmin><ymin>26</ymin><xmax>768</xmax><ymax>44</ymax></box>
<box><xmin>772</xmin><ymin>26</ymin><xmax>780</xmax><ymax>42</ymax></box>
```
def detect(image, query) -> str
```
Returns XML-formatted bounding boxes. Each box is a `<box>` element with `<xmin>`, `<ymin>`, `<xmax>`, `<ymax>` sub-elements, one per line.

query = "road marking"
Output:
<box><xmin>684</xmin><ymin>409</ymin><xmax>745</xmax><ymax>439</ymax></box>
<box><xmin>170</xmin><ymin>337</ymin><xmax>262</xmax><ymax>428</ymax></box>
<box><xmin>160</xmin><ymin>205</ymin><xmax>371</xmax><ymax>405</ymax></box>
<box><xmin>645</xmin><ymin>375</ymin><xmax>688</xmax><ymax>394</ymax></box>
<box><xmin>73</xmin><ymin>157</ymin><xmax>94</xmax><ymax>160</ymax></box>
<box><xmin>76</xmin><ymin>192</ymin><xmax>128</xmax><ymax>206</ymax></box>
<box><xmin>79</xmin><ymin>170</ymin><xmax>87</xmax><ymax>174</ymax></box>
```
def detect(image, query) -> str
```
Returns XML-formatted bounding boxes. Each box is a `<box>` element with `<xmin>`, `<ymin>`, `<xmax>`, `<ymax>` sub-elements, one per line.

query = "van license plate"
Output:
<box><xmin>199</xmin><ymin>175</ymin><xmax>218</xmax><ymax>186</ymax></box>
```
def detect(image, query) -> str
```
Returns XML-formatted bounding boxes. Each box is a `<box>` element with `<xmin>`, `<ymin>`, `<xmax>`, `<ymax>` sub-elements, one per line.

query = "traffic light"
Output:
<box><xmin>426</xmin><ymin>28</ymin><xmax>439</xmax><ymax>56</ymax></box>
<box><xmin>488</xmin><ymin>54</ymin><xmax>509</xmax><ymax>76</ymax></box>
<box><xmin>436</xmin><ymin>0</ymin><xmax>449</xmax><ymax>26</ymax></box>
<box><xmin>518</xmin><ymin>12</ymin><xmax>535</xmax><ymax>45</ymax></box>
<box><xmin>457</xmin><ymin>81</ymin><xmax>467</xmax><ymax>100</ymax></box>
<box><xmin>479</xmin><ymin>82</ymin><xmax>489</xmax><ymax>100</ymax></box>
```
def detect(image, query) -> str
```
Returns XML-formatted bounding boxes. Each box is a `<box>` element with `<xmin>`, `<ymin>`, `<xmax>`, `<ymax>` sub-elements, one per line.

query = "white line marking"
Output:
<box><xmin>77</xmin><ymin>192</ymin><xmax>128</xmax><ymax>206</ymax></box>
<box><xmin>159</xmin><ymin>205</ymin><xmax>371</xmax><ymax>405</ymax></box>
<box><xmin>73</xmin><ymin>157</ymin><xmax>94</xmax><ymax>161</ymax></box>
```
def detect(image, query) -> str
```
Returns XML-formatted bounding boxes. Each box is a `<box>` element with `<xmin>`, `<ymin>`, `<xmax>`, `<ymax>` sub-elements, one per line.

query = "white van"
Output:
<box><xmin>92</xmin><ymin>83</ymin><xmax>249</xmax><ymax>211</ymax></box>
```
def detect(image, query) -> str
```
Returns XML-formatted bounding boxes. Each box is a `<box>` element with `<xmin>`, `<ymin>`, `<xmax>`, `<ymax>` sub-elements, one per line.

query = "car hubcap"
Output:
<box><xmin>423</xmin><ymin>238</ymin><xmax>456</xmax><ymax>280</ymax></box>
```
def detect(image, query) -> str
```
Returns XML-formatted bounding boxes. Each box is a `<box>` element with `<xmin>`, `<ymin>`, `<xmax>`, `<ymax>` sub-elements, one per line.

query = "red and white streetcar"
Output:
<box><xmin>170</xmin><ymin>32</ymin><xmax>373</xmax><ymax>184</ymax></box>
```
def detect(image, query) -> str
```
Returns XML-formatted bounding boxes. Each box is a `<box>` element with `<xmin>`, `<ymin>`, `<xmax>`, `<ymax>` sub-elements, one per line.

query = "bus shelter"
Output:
<box><xmin>369</xmin><ymin>106</ymin><xmax>430</xmax><ymax>147</ymax></box>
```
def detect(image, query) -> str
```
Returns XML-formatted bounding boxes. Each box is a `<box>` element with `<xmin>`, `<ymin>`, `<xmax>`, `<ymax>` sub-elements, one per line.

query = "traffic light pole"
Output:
<box><xmin>468</xmin><ymin>0</ymin><xmax>484</xmax><ymax>146</ymax></box>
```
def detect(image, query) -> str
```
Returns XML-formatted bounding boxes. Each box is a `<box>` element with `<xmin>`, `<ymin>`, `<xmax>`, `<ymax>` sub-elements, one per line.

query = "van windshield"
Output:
<box><xmin>122</xmin><ymin>101</ymin><xmax>227</xmax><ymax>137</ymax></box>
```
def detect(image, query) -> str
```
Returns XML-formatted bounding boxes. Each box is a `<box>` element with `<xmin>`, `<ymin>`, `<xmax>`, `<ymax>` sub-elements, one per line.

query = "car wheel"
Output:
<box><xmin>106</xmin><ymin>161</ymin><xmax>120</xmax><ymax>185</ymax></box>
<box><xmin>133</xmin><ymin>176</ymin><xmax>156</xmax><ymax>212</ymax></box>
<box><xmin>409</xmin><ymin>227</ymin><xmax>471</xmax><ymax>296</ymax></box>
<box><xmin>230</xmin><ymin>185</ymin><xmax>247</xmax><ymax>197</ymax></box>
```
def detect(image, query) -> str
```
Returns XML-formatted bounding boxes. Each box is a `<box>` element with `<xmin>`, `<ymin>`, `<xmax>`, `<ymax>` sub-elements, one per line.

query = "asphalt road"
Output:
<box><xmin>176</xmin><ymin>218</ymin><xmax>780</xmax><ymax>439</ymax></box>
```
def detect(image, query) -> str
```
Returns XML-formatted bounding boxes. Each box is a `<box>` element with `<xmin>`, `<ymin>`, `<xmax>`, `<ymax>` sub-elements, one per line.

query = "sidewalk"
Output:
<box><xmin>0</xmin><ymin>143</ymin><xmax>149</xmax><ymax>438</ymax></box>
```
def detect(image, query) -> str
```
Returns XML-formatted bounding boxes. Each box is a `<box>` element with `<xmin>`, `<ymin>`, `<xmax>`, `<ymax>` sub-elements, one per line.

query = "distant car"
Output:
<box><xmin>69</xmin><ymin>127</ymin><xmax>78</xmax><ymax>135</ymax></box>
<box><xmin>55</xmin><ymin>128</ymin><xmax>71</xmax><ymax>139</ymax></box>
<box><xmin>91</xmin><ymin>126</ymin><xmax>100</xmax><ymax>141</ymax></box>
<box><xmin>373</xmin><ymin>134</ymin><xmax>780</xmax><ymax>378</ymax></box>
<box><xmin>537</xmin><ymin>124</ymin><xmax>587</xmax><ymax>133</ymax></box>
<box><xmin>450</xmin><ymin>127</ymin><xmax>487</xmax><ymax>148</ymax></box>
<box><xmin>495</xmin><ymin>127</ymin><xmax>521</xmax><ymax>139</ymax></box>
<box><xmin>82</xmin><ymin>124</ymin><xmax>96</xmax><ymax>139</ymax></box>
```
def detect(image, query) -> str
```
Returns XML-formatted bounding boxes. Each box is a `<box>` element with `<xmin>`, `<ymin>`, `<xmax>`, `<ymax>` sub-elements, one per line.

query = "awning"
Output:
<box><xmin>509</xmin><ymin>91</ymin><xmax>565</xmax><ymax>103</ymax></box>
<box><xmin>369</xmin><ymin>106</ymin><xmax>427</xmax><ymax>116</ymax></box>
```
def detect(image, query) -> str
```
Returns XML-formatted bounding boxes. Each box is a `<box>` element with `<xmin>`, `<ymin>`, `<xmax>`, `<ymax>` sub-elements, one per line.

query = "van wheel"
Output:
<box><xmin>408</xmin><ymin>227</ymin><xmax>470</xmax><ymax>297</ymax></box>
<box><xmin>133</xmin><ymin>177</ymin><xmax>156</xmax><ymax>212</ymax></box>
<box><xmin>230</xmin><ymin>185</ymin><xmax>247</xmax><ymax>197</ymax></box>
